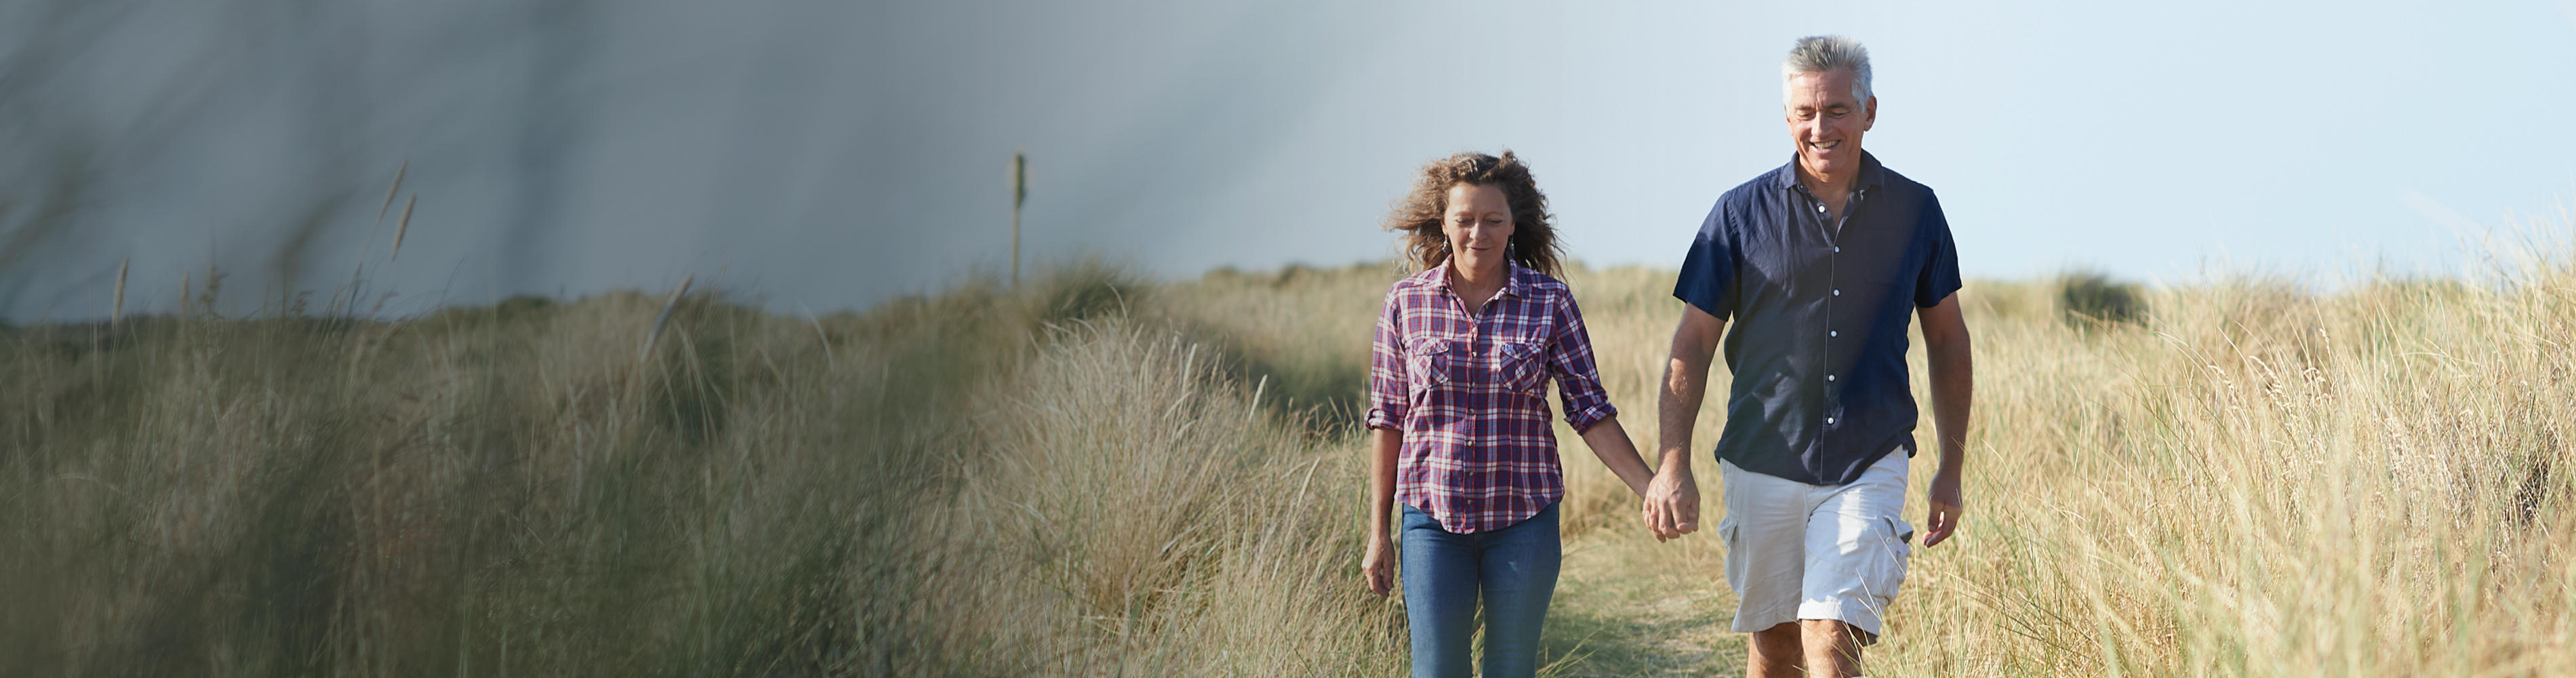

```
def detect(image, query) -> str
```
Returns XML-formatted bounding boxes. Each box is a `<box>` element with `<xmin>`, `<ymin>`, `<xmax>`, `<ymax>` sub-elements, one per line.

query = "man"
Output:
<box><xmin>1639</xmin><ymin>35</ymin><xmax>1973</xmax><ymax>678</ymax></box>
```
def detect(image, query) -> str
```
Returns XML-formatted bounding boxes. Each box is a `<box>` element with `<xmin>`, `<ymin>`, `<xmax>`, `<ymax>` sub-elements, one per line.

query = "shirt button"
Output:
<box><xmin>1832</xmin><ymin>289</ymin><xmax>1840</xmax><ymax>296</ymax></box>
<box><xmin>1825</xmin><ymin>417</ymin><xmax>1836</xmax><ymax>424</ymax></box>
<box><xmin>1826</xmin><ymin>374</ymin><xmax>1836</xmax><ymax>382</ymax></box>
<box><xmin>1829</xmin><ymin>330</ymin><xmax>1838</xmax><ymax>337</ymax></box>
<box><xmin>1833</xmin><ymin>246</ymin><xmax>1840</xmax><ymax>253</ymax></box>
<box><xmin>1815</xmin><ymin>203</ymin><xmax>1825</xmax><ymax>213</ymax></box>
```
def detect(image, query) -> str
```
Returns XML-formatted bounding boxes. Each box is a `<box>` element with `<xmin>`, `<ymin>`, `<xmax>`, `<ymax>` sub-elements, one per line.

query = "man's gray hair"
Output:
<box><xmin>1782</xmin><ymin>35</ymin><xmax>1872</xmax><ymax>104</ymax></box>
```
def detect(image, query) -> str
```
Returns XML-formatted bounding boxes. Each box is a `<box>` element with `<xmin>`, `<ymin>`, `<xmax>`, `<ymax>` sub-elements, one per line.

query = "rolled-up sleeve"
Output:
<box><xmin>1546</xmin><ymin>294</ymin><xmax>1617</xmax><ymax>433</ymax></box>
<box><xmin>1364</xmin><ymin>290</ymin><xmax>1407</xmax><ymax>431</ymax></box>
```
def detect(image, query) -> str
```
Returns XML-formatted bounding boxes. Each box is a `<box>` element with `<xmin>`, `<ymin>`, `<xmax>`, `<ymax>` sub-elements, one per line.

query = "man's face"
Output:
<box><xmin>1784</xmin><ymin>68</ymin><xmax>1876</xmax><ymax>182</ymax></box>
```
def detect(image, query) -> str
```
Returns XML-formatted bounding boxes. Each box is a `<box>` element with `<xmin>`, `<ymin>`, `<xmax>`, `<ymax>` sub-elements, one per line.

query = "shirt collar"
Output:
<box><xmin>1430</xmin><ymin>259</ymin><xmax>1530</xmax><ymax>300</ymax></box>
<box><xmin>1771</xmin><ymin>151</ymin><xmax>1886</xmax><ymax>195</ymax></box>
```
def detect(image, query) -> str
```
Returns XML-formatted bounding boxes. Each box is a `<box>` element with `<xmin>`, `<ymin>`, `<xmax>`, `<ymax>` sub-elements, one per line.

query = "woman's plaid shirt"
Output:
<box><xmin>1367</xmin><ymin>262</ymin><xmax>1618</xmax><ymax>534</ymax></box>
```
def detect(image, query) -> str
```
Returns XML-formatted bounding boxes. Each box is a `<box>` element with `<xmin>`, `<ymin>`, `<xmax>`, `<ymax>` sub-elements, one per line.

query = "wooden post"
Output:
<box><xmin>1011</xmin><ymin>151</ymin><xmax>1027</xmax><ymax>287</ymax></box>
<box><xmin>112</xmin><ymin>258</ymin><xmax>127</xmax><ymax>325</ymax></box>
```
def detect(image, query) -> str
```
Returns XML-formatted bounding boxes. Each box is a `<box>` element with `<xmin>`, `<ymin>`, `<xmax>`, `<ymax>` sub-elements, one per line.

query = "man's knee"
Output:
<box><xmin>1798</xmin><ymin>618</ymin><xmax>1872</xmax><ymax>647</ymax></box>
<box><xmin>1750</xmin><ymin>622</ymin><xmax>1802</xmax><ymax>649</ymax></box>
<box><xmin>1743</xmin><ymin>622</ymin><xmax>1806</xmax><ymax>678</ymax></box>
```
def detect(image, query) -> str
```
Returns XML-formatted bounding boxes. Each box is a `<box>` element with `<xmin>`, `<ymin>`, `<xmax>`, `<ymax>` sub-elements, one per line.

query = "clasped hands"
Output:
<box><xmin>1638</xmin><ymin>466</ymin><xmax>1701</xmax><ymax>542</ymax></box>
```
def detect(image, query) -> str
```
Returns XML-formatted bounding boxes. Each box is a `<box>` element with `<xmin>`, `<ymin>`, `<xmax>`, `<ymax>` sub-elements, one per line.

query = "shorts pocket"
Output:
<box><xmin>1719</xmin><ymin>519</ymin><xmax>1746</xmax><ymax>593</ymax></box>
<box><xmin>1884</xmin><ymin>515</ymin><xmax>1916</xmax><ymax>546</ymax></box>
<box><xmin>1860</xmin><ymin>515</ymin><xmax>1915</xmax><ymax>599</ymax></box>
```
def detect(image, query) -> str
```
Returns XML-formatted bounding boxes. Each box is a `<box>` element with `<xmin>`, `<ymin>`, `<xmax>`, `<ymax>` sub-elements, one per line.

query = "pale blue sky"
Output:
<box><xmin>1</xmin><ymin>0</ymin><xmax>2571</xmax><ymax>319</ymax></box>
<box><xmin>997</xmin><ymin>0</ymin><xmax>2576</xmax><ymax>290</ymax></box>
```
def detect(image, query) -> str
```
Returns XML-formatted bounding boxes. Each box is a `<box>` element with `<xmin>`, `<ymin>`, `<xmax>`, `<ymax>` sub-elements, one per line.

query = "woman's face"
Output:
<box><xmin>1441</xmin><ymin>182</ymin><xmax>1514</xmax><ymax>275</ymax></box>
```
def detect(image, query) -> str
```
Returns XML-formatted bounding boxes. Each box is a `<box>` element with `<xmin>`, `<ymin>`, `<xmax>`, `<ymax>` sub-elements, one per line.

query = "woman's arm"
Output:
<box><xmin>1577</xmin><ymin>415</ymin><xmax>1654</xmax><ymax>499</ymax></box>
<box><xmin>1361</xmin><ymin>288</ymin><xmax>1409</xmax><ymax>595</ymax></box>
<box><xmin>1540</xmin><ymin>291</ymin><xmax>1666</xmax><ymax>535</ymax></box>
<box><xmin>1362</xmin><ymin>426</ymin><xmax>1401</xmax><ymax>596</ymax></box>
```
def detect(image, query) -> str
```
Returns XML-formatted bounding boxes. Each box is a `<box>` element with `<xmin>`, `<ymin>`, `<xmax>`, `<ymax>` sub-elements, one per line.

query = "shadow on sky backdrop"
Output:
<box><xmin>1</xmin><ymin>0</ymin><xmax>2571</xmax><ymax>320</ymax></box>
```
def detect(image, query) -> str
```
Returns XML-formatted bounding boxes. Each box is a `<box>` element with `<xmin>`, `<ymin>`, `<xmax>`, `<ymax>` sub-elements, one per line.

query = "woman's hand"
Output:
<box><xmin>1363</xmin><ymin>428</ymin><xmax>1402</xmax><ymax>595</ymax></box>
<box><xmin>1574</xmin><ymin>415</ymin><xmax>1663</xmax><ymax>532</ymax></box>
<box><xmin>1361</xmin><ymin>533</ymin><xmax>1396</xmax><ymax>596</ymax></box>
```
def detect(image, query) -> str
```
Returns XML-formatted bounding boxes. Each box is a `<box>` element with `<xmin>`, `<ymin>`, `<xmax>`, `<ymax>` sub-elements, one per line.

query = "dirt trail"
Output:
<box><xmin>1538</xmin><ymin>530</ymin><xmax>1747</xmax><ymax>677</ymax></box>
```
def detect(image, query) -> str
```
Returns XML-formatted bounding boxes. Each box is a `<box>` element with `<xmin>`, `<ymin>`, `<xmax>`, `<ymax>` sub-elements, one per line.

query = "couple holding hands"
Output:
<box><xmin>1358</xmin><ymin>37</ymin><xmax>1975</xmax><ymax>678</ymax></box>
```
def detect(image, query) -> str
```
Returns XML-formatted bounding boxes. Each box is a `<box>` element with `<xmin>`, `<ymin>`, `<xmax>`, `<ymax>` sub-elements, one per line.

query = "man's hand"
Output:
<box><xmin>1918</xmin><ymin>293</ymin><xmax>1972</xmax><ymax>549</ymax></box>
<box><xmin>1923</xmin><ymin>467</ymin><xmax>1963</xmax><ymax>547</ymax></box>
<box><xmin>1645</xmin><ymin>467</ymin><xmax>1701</xmax><ymax>541</ymax></box>
<box><xmin>1361</xmin><ymin>534</ymin><xmax>1396</xmax><ymax>595</ymax></box>
<box><xmin>1654</xmin><ymin>303</ymin><xmax>1724</xmax><ymax>543</ymax></box>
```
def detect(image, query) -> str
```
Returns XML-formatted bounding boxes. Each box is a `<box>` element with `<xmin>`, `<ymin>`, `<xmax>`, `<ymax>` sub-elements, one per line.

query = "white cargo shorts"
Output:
<box><xmin>1716</xmin><ymin>449</ymin><xmax>1914</xmax><ymax>642</ymax></box>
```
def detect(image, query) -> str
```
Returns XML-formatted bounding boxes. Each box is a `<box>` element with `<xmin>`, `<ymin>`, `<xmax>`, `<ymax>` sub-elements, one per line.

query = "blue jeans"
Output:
<box><xmin>1400</xmin><ymin>502</ymin><xmax>1560</xmax><ymax>678</ymax></box>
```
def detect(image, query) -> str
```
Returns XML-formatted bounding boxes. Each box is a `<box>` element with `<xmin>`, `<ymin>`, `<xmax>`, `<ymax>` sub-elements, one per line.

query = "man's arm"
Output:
<box><xmin>1918</xmin><ymin>293</ymin><xmax>1973</xmax><ymax>547</ymax></box>
<box><xmin>1649</xmin><ymin>303</ymin><xmax>1726</xmax><ymax>541</ymax></box>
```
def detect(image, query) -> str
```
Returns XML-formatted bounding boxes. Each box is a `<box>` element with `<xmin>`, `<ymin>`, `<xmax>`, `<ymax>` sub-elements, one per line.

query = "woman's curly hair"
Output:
<box><xmin>1383</xmin><ymin>151</ymin><xmax>1563</xmax><ymax>277</ymax></box>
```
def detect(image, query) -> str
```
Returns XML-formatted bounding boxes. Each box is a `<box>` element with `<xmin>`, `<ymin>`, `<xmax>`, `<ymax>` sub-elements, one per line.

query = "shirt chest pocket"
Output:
<box><xmin>1405</xmin><ymin>338</ymin><xmax>1457</xmax><ymax>397</ymax></box>
<box><xmin>1408</xmin><ymin>337</ymin><xmax>1548</xmax><ymax>398</ymax></box>
<box><xmin>1495</xmin><ymin>339</ymin><xmax>1549</xmax><ymax>397</ymax></box>
<box><xmin>1833</xmin><ymin>241</ymin><xmax>1920</xmax><ymax>302</ymax></box>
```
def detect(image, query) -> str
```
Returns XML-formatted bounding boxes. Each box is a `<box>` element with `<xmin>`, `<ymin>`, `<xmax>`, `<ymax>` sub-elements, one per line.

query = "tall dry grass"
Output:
<box><xmin>9</xmin><ymin>216</ymin><xmax>2575</xmax><ymax>676</ymax></box>
<box><xmin>1869</xmin><ymin>264</ymin><xmax>2576</xmax><ymax>677</ymax></box>
<box><xmin>1528</xmin><ymin>235</ymin><xmax>2576</xmax><ymax>675</ymax></box>
<box><xmin>0</xmin><ymin>262</ymin><xmax>1401</xmax><ymax>676</ymax></box>
<box><xmin>1146</xmin><ymin>226</ymin><xmax>2576</xmax><ymax>677</ymax></box>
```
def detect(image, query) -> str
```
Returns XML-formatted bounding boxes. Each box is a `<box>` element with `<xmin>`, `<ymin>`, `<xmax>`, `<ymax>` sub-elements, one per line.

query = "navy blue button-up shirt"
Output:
<box><xmin>1674</xmin><ymin>152</ymin><xmax>1960</xmax><ymax>486</ymax></box>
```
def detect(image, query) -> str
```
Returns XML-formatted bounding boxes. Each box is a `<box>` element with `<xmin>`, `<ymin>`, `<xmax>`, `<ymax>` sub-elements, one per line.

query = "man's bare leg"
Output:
<box><xmin>1746</xmin><ymin>622</ymin><xmax>1804</xmax><ymax>678</ymax></box>
<box><xmin>1798</xmin><ymin>619</ymin><xmax>1866</xmax><ymax>677</ymax></box>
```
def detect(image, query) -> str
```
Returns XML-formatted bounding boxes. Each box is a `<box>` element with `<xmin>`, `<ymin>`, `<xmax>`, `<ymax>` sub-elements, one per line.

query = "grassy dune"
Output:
<box><xmin>0</xmin><ymin>265</ymin><xmax>1401</xmax><ymax>676</ymax></box>
<box><xmin>3</xmin><ymin>235</ymin><xmax>2573</xmax><ymax>675</ymax></box>
<box><xmin>1537</xmin><ymin>256</ymin><xmax>2576</xmax><ymax>676</ymax></box>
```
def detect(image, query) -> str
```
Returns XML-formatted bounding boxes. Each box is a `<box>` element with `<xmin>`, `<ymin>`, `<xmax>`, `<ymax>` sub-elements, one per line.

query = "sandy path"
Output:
<box><xmin>1538</xmin><ymin>530</ymin><xmax>1748</xmax><ymax>677</ymax></box>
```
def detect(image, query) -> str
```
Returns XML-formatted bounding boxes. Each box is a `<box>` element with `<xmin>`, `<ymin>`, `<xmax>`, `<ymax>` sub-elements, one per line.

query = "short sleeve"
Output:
<box><xmin>1914</xmin><ymin>191</ymin><xmax>1963</xmax><ymax>308</ymax></box>
<box><xmin>1673</xmin><ymin>200</ymin><xmax>1739</xmax><ymax>320</ymax></box>
<box><xmin>1364</xmin><ymin>287</ymin><xmax>1409</xmax><ymax>430</ymax></box>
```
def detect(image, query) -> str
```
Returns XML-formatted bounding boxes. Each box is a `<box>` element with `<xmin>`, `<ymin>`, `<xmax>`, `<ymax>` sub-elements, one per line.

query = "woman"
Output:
<box><xmin>1360</xmin><ymin>151</ymin><xmax>1661</xmax><ymax>678</ymax></box>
